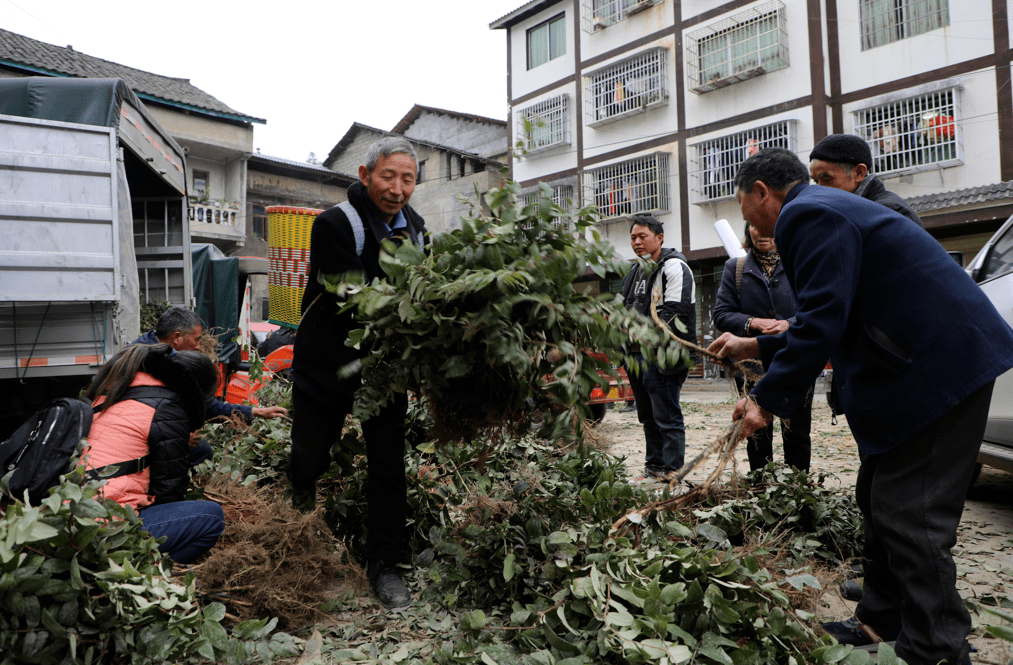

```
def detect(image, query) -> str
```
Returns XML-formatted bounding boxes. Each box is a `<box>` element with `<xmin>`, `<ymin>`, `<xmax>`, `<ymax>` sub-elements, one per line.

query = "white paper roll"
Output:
<box><xmin>714</xmin><ymin>219</ymin><xmax>747</xmax><ymax>258</ymax></box>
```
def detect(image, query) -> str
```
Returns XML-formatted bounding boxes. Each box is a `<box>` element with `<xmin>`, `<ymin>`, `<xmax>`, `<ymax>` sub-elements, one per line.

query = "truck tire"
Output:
<box><xmin>589</xmin><ymin>403</ymin><xmax>607</xmax><ymax>425</ymax></box>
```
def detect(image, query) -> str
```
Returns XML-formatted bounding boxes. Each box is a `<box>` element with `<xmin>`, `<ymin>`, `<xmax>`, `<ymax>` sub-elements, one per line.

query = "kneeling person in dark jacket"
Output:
<box><xmin>82</xmin><ymin>344</ymin><xmax>224</xmax><ymax>563</ymax></box>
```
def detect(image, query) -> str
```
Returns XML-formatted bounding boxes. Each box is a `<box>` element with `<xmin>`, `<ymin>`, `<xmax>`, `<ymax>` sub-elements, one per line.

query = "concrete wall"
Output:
<box><xmin>401</xmin><ymin>112</ymin><xmax>508</xmax><ymax>157</ymax></box>
<box><xmin>509</xmin><ymin>1</ymin><xmax>575</xmax><ymax>100</ymax></box>
<box><xmin>410</xmin><ymin>144</ymin><xmax>504</xmax><ymax>235</ymax></box>
<box><xmin>836</xmin><ymin>1</ymin><xmax>992</xmax><ymax>94</ymax></box>
<box><xmin>681</xmin><ymin>1</ymin><xmax>813</xmax><ymax>129</ymax></box>
<box><xmin>247</xmin><ymin>170</ymin><xmax>347</xmax><ymax>212</ymax></box>
<box><xmin>325</xmin><ymin>131</ymin><xmax>381</xmax><ymax>176</ymax></box>
<box><xmin>149</xmin><ymin>107</ymin><xmax>253</xmax><ymax>154</ymax></box>
<box><xmin>512</xmin><ymin>84</ymin><xmax>580</xmax><ymax>185</ymax></box>
<box><xmin>589</xmin><ymin>142</ymin><xmax>681</xmax><ymax>259</ymax></box>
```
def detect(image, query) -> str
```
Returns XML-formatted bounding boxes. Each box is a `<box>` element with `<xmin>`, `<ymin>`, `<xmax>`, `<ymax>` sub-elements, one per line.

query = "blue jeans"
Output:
<box><xmin>624</xmin><ymin>356</ymin><xmax>688</xmax><ymax>474</ymax></box>
<box><xmin>138</xmin><ymin>500</ymin><xmax>225</xmax><ymax>564</ymax></box>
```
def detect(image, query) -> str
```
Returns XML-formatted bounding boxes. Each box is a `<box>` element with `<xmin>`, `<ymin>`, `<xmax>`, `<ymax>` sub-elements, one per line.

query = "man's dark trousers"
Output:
<box><xmin>735</xmin><ymin>377</ymin><xmax>813</xmax><ymax>471</ymax></box>
<box><xmin>624</xmin><ymin>354</ymin><xmax>688</xmax><ymax>473</ymax></box>
<box><xmin>289</xmin><ymin>385</ymin><xmax>409</xmax><ymax>563</ymax></box>
<box><xmin>855</xmin><ymin>380</ymin><xmax>993</xmax><ymax>665</ymax></box>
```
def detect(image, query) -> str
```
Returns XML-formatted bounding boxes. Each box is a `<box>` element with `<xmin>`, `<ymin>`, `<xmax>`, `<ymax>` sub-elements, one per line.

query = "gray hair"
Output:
<box><xmin>734</xmin><ymin>147</ymin><xmax>810</xmax><ymax>194</ymax></box>
<box><xmin>364</xmin><ymin>136</ymin><xmax>418</xmax><ymax>172</ymax></box>
<box><xmin>833</xmin><ymin>160</ymin><xmax>871</xmax><ymax>177</ymax></box>
<box><xmin>155</xmin><ymin>306</ymin><xmax>203</xmax><ymax>340</ymax></box>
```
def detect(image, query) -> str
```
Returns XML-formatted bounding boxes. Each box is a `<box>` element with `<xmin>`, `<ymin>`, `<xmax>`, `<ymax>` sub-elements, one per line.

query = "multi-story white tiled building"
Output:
<box><xmin>492</xmin><ymin>0</ymin><xmax>1013</xmax><ymax>348</ymax></box>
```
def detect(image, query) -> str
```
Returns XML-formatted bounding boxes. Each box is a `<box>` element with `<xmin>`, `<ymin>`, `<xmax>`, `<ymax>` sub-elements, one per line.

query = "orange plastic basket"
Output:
<box><xmin>263</xmin><ymin>345</ymin><xmax>294</xmax><ymax>373</ymax></box>
<box><xmin>225</xmin><ymin>373</ymin><xmax>262</xmax><ymax>406</ymax></box>
<box><xmin>267</xmin><ymin>205</ymin><xmax>324</xmax><ymax>329</ymax></box>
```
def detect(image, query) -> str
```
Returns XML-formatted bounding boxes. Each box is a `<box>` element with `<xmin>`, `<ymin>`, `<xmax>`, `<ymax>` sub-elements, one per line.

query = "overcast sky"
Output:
<box><xmin>1</xmin><ymin>0</ymin><xmax>525</xmax><ymax>162</ymax></box>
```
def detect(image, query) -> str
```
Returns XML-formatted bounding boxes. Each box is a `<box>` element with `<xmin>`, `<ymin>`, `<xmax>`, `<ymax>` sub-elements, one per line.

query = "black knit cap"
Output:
<box><xmin>809</xmin><ymin>134</ymin><xmax>873</xmax><ymax>168</ymax></box>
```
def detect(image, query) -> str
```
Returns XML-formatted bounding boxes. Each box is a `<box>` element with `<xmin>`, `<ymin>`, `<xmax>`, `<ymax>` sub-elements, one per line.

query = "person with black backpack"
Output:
<box><xmin>80</xmin><ymin>344</ymin><xmax>224</xmax><ymax>564</ymax></box>
<box><xmin>712</xmin><ymin>221</ymin><xmax>813</xmax><ymax>472</ymax></box>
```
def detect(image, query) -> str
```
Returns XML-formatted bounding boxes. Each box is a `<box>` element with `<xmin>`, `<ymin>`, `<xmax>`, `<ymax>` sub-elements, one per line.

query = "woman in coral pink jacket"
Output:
<box><xmin>82</xmin><ymin>344</ymin><xmax>224</xmax><ymax>564</ymax></box>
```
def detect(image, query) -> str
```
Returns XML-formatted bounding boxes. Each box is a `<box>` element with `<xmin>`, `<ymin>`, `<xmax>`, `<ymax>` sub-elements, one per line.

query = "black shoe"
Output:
<box><xmin>291</xmin><ymin>483</ymin><xmax>316</xmax><ymax>512</ymax></box>
<box><xmin>368</xmin><ymin>560</ymin><xmax>411</xmax><ymax>609</ymax></box>
<box><xmin>620</xmin><ymin>402</ymin><xmax>636</xmax><ymax>412</ymax></box>
<box><xmin>840</xmin><ymin>578</ymin><xmax>863</xmax><ymax>601</ymax></box>
<box><xmin>821</xmin><ymin>616</ymin><xmax>899</xmax><ymax>649</ymax></box>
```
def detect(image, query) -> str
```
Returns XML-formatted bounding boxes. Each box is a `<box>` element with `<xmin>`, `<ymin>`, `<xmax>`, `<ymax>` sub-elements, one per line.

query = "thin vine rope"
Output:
<box><xmin>611</xmin><ymin>285</ymin><xmax>766</xmax><ymax>533</ymax></box>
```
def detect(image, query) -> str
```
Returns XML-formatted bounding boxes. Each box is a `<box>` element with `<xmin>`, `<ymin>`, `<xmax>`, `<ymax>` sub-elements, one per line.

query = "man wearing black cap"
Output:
<box><xmin>809</xmin><ymin>134</ymin><xmax>922</xmax><ymax>226</ymax></box>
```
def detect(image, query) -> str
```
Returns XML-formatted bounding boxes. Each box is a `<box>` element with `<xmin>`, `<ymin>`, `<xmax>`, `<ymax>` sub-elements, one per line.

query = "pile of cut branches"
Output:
<box><xmin>335</xmin><ymin>181</ymin><xmax>692</xmax><ymax>447</ymax></box>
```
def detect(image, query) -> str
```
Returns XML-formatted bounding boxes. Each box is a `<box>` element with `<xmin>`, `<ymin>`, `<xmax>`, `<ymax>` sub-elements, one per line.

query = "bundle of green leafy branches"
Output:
<box><xmin>335</xmin><ymin>181</ymin><xmax>691</xmax><ymax>447</ymax></box>
<box><xmin>0</xmin><ymin>463</ymin><xmax>299</xmax><ymax>665</ymax></box>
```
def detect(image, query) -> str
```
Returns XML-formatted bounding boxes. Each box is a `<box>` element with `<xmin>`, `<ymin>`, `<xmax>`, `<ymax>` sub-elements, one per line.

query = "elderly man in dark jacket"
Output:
<box><xmin>290</xmin><ymin>136</ymin><xmax>426</xmax><ymax>610</ymax></box>
<box><xmin>710</xmin><ymin>148</ymin><xmax>1013</xmax><ymax>665</ymax></box>
<box><xmin>809</xmin><ymin>133</ymin><xmax>922</xmax><ymax>226</ymax></box>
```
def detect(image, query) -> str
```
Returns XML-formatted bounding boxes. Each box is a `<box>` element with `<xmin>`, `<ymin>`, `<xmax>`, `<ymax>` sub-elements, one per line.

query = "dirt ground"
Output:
<box><xmin>596</xmin><ymin>380</ymin><xmax>1013</xmax><ymax>665</ymax></box>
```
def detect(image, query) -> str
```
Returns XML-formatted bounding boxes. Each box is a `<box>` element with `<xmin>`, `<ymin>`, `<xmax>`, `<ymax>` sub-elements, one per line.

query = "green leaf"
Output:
<box><xmin>440</xmin><ymin>356</ymin><xmax>471</xmax><ymax>379</ymax></box>
<box><xmin>202</xmin><ymin>619</ymin><xmax>229</xmax><ymax>649</ymax></box>
<box><xmin>985</xmin><ymin>624</ymin><xmax>1013</xmax><ymax>642</ymax></box>
<box><xmin>503</xmin><ymin>552</ymin><xmax>516</xmax><ymax>581</ymax></box>
<box><xmin>19</xmin><ymin>520</ymin><xmax>60</xmax><ymax>545</ymax></box>
<box><xmin>876</xmin><ymin>642</ymin><xmax>902</xmax><ymax>665</ymax></box>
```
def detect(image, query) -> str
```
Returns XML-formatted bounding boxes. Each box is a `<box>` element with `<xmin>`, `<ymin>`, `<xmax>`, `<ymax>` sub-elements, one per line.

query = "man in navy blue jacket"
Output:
<box><xmin>709</xmin><ymin>148</ymin><xmax>1013</xmax><ymax>665</ymax></box>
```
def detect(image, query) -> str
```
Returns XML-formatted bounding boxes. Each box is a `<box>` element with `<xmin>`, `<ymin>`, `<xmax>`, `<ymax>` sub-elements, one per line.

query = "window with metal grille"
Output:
<box><xmin>860</xmin><ymin>0</ymin><xmax>948</xmax><ymax>50</ymax></box>
<box><xmin>528</xmin><ymin>14</ymin><xmax>566</xmax><ymax>69</ymax></box>
<box><xmin>582</xmin><ymin>153</ymin><xmax>670</xmax><ymax>220</ymax></box>
<box><xmin>521</xmin><ymin>183</ymin><xmax>576</xmax><ymax>231</ymax></box>
<box><xmin>522</xmin><ymin>183</ymin><xmax>575</xmax><ymax>210</ymax></box>
<box><xmin>585</xmin><ymin>48</ymin><xmax>668</xmax><ymax>127</ymax></box>
<box><xmin>517</xmin><ymin>95</ymin><xmax>570</xmax><ymax>153</ymax></box>
<box><xmin>690</xmin><ymin>120</ymin><xmax>797</xmax><ymax>203</ymax></box>
<box><xmin>686</xmin><ymin>1</ymin><xmax>789</xmax><ymax>95</ymax></box>
<box><xmin>853</xmin><ymin>88</ymin><xmax>960</xmax><ymax>176</ymax></box>
<box><xmin>581</xmin><ymin>0</ymin><xmax>664</xmax><ymax>33</ymax></box>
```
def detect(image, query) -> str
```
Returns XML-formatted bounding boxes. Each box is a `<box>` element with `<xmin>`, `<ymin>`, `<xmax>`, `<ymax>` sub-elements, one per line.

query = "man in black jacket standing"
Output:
<box><xmin>289</xmin><ymin>136</ymin><xmax>426</xmax><ymax>609</ymax></box>
<box><xmin>809</xmin><ymin>134</ymin><xmax>923</xmax><ymax>226</ymax></box>
<box><xmin>621</xmin><ymin>215</ymin><xmax>696</xmax><ymax>485</ymax></box>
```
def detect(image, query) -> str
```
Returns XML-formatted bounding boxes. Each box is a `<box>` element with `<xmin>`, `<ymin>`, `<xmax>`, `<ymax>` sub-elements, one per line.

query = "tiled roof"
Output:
<box><xmin>489</xmin><ymin>1</ymin><xmax>564</xmax><ymax>29</ymax></box>
<box><xmin>0</xmin><ymin>28</ymin><xmax>264</xmax><ymax>124</ymax></box>
<box><xmin>249</xmin><ymin>152</ymin><xmax>357</xmax><ymax>181</ymax></box>
<box><xmin>907</xmin><ymin>181</ymin><xmax>1013</xmax><ymax>213</ymax></box>
<box><xmin>391</xmin><ymin>104</ymin><xmax>506</xmax><ymax>135</ymax></box>
<box><xmin>325</xmin><ymin>122</ymin><xmax>505</xmax><ymax>168</ymax></box>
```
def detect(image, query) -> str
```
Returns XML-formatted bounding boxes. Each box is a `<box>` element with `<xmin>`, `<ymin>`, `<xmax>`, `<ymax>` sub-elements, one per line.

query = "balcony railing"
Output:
<box><xmin>686</xmin><ymin>0</ymin><xmax>789</xmax><ymax>95</ymax></box>
<box><xmin>188</xmin><ymin>202</ymin><xmax>239</xmax><ymax>226</ymax></box>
